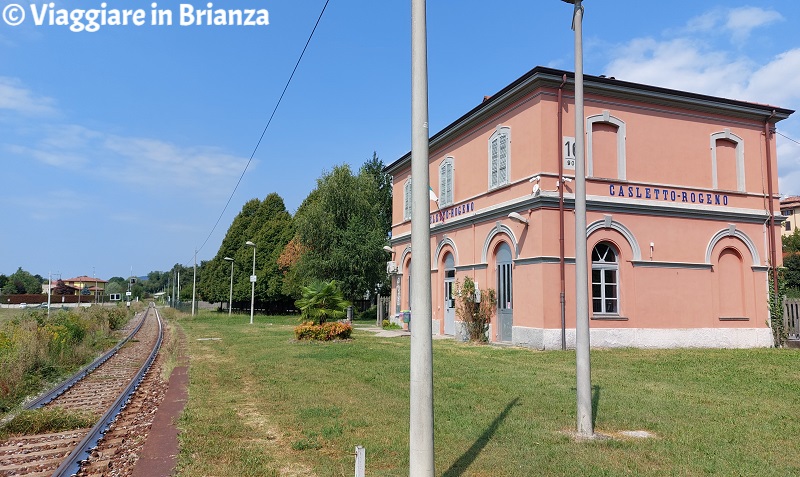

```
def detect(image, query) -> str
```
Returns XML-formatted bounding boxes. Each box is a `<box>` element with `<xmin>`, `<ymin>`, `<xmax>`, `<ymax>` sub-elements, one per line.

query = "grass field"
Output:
<box><xmin>175</xmin><ymin>311</ymin><xmax>800</xmax><ymax>476</ymax></box>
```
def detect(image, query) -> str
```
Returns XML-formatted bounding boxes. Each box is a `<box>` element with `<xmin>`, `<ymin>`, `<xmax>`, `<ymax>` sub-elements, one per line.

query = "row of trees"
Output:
<box><xmin>192</xmin><ymin>153</ymin><xmax>392</xmax><ymax>311</ymax></box>
<box><xmin>0</xmin><ymin>268</ymin><xmax>45</xmax><ymax>295</ymax></box>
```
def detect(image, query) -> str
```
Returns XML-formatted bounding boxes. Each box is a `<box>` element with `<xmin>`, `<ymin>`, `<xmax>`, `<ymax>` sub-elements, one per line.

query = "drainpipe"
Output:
<box><xmin>558</xmin><ymin>73</ymin><xmax>567</xmax><ymax>350</ymax></box>
<box><xmin>764</xmin><ymin>111</ymin><xmax>779</xmax><ymax>300</ymax></box>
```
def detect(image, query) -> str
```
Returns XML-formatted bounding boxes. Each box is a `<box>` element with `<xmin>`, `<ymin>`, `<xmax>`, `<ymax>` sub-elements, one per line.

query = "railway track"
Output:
<box><xmin>0</xmin><ymin>304</ymin><xmax>164</xmax><ymax>477</ymax></box>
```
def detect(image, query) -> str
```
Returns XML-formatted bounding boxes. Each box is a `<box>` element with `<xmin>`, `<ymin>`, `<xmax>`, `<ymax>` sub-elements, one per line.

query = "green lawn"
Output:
<box><xmin>175</xmin><ymin>312</ymin><xmax>800</xmax><ymax>476</ymax></box>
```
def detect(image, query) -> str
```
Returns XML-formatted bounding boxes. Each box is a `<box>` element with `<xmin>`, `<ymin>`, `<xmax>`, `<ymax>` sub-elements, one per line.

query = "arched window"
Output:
<box><xmin>488</xmin><ymin>126</ymin><xmax>510</xmax><ymax>189</ymax></box>
<box><xmin>439</xmin><ymin>157</ymin><xmax>454</xmax><ymax>207</ymax></box>
<box><xmin>587</xmin><ymin>111</ymin><xmax>626</xmax><ymax>180</ymax></box>
<box><xmin>710</xmin><ymin>129</ymin><xmax>744</xmax><ymax>192</ymax></box>
<box><xmin>592</xmin><ymin>242</ymin><xmax>619</xmax><ymax>315</ymax></box>
<box><xmin>403</xmin><ymin>178</ymin><xmax>412</xmax><ymax>221</ymax></box>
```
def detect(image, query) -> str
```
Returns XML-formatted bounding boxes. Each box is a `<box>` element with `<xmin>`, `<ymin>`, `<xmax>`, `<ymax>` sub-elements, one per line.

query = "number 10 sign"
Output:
<box><xmin>563</xmin><ymin>136</ymin><xmax>576</xmax><ymax>170</ymax></box>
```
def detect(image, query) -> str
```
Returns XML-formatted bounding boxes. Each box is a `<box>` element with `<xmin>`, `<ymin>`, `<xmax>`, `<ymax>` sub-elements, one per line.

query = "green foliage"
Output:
<box><xmin>293</xmin><ymin>321</ymin><xmax>353</xmax><ymax>341</ymax></box>
<box><xmin>0</xmin><ymin>306</ymin><xmax>127</xmax><ymax>412</ymax></box>
<box><xmin>782</xmin><ymin>228</ymin><xmax>800</xmax><ymax>254</ymax></box>
<box><xmin>291</xmin><ymin>158</ymin><xmax>391</xmax><ymax>302</ymax></box>
<box><xmin>355</xmin><ymin>305</ymin><xmax>377</xmax><ymax>322</ymax></box>
<box><xmin>0</xmin><ymin>408</ymin><xmax>96</xmax><ymax>438</ymax></box>
<box><xmin>295</xmin><ymin>280</ymin><xmax>350</xmax><ymax>325</ymax></box>
<box><xmin>455</xmin><ymin>277</ymin><xmax>497</xmax><ymax>342</ymax></box>
<box><xmin>2</xmin><ymin>267</ymin><xmax>44</xmax><ymax>295</ymax></box>
<box><xmin>199</xmin><ymin>193</ymin><xmax>294</xmax><ymax>310</ymax></box>
<box><xmin>381</xmin><ymin>320</ymin><xmax>401</xmax><ymax>330</ymax></box>
<box><xmin>768</xmin><ymin>268</ymin><xmax>787</xmax><ymax>347</ymax></box>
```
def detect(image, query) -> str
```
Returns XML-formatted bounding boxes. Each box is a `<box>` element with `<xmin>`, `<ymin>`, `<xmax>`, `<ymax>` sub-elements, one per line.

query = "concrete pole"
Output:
<box><xmin>410</xmin><ymin>0</ymin><xmax>435</xmax><ymax>474</ymax></box>
<box><xmin>191</xmin><ymin>250</ymin><xmax>197</xmax><ymax>316</ymax></box>
<box><xmin>247</xmin><ymin>241</ymin><xmax>256</xmax><ymax>325</ymax></box>
<box><xmin>228</xmin><ymin>259</ymin><xmax>234</xmax><ymax>316</ymax></box>
<box><xmin>570</xmin><ymin>0</ymin><xmax>594</xmax><ymax>438</ymax></box>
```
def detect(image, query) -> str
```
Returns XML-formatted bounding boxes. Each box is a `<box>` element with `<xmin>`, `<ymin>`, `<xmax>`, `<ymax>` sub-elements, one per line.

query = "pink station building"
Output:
<box><xmin>384</xmin><ymin>66</ymin><xmax>793</xmax><ymax>349</ymax></box>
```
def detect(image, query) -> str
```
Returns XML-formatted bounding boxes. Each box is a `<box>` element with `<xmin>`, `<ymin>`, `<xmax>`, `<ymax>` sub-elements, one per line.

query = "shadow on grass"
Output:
<box><xmin>592</xmin><ymin>385</ymin><xmax>600</xmax><ymax>428</ymax></box>
<box><xmin>442</xmin><ymin>397</ymin><xmax>520</xmax><ymax>477</ymax></box>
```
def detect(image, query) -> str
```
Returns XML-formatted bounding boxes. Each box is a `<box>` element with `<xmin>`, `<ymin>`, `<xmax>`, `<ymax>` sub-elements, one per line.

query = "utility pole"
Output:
<box><xmin>409</xmin><ymin>0</ymin><xmax>435</xmax><ymax>474</ymax></box>
<box><xmin>192</xmin><ymin>250</ymin><xmax>197</xmax><ymax>316</ymax></box>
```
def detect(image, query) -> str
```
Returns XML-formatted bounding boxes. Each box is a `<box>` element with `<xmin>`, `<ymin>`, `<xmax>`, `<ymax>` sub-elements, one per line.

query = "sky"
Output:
<box><xmin>2</xmin><ymin>0</ymin><xmax>800</xmax><ymax>281</ymax></box>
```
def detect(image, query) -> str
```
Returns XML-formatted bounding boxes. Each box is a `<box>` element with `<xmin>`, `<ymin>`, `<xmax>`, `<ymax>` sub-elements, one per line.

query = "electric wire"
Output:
<box><xmin>778</xmin><ymin>131</ymin><xmax>800</xmax><ymax>146</ymax></box>
<box><xmin>186</xmin><ymin>0</ymin><xmax>331</xmax><ymax>265</ymax></box>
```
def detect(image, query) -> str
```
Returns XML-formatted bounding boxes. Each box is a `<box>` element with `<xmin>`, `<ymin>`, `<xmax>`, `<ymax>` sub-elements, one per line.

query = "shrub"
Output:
<box><xmin>381</xmin><ymin>320</ymin><xmax>401</xmax><ymax>330</ymax></box>
<box><xmin>455</xmin><ymin>277</ymin><xmax>497</xmax><ymax>343</ymax></box>
<box><xmin>294</xmin><ymin>321</ymin><xmax>352</xmax><ymax>341</ymax></box>
<box><xmin>356</xmin><ymin>306</ymin><xmax>377</xmax><ymax>322</ymax></box>
<box><xmin>295</xmin><ymin>280</ymin><xmax>350</xmax><ymax>325</ymax></box>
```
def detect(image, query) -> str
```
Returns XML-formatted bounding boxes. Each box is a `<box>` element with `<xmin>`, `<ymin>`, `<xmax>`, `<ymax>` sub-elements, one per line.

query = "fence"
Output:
<box><xmin>784</xmin><ymin>298</ymin><xmax>800</xmax><ymax>341</ymax></box>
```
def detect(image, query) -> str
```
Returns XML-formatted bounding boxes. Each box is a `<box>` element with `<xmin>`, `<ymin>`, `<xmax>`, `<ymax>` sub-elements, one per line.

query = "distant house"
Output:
<box><xmin>61</xmin><ymin>276</ymin><xmax>108</xmax><ymax>299</ymax></box>
<box><xmin>780</xmin><ymin>196</ymin><xmax>800</xmax><ymax>236</ymax></box>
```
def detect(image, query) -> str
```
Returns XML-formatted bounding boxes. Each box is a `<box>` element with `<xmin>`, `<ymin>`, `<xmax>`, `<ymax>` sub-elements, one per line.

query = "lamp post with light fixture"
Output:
<box><xmin>562</xmin><ymin>0</ymin><xmax>594</xmax><ymax>438</ymax></box>
<box><xmin>246</xmin><ymin>241</ymin><xmax>256</xmax><ymax>325</ymax></box>
<box><xmin>224</xmin><ymin>257</ymin><xmax>234</xmax><ymax>316</ymax></box>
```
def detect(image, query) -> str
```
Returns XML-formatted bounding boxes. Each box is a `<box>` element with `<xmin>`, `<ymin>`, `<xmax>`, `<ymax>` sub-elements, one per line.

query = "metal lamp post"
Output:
<box><xmin>410</xmin><ymin>0</ymin><xmax>435</xmax><ymax>474</ymax></box>
<box><xmin>562</xmin><ymin>0</ymin><xmax>593</xmax><ymax>438</ymax></box>
<box><xmin>224</xmin><ymin>257</ymin><xmax>234</xmax><ymax>316</ymax></box>
<box><xmin>246</xmin><ymin>241</ymin><xmax>256</xmax><ymax>325</ymax></box>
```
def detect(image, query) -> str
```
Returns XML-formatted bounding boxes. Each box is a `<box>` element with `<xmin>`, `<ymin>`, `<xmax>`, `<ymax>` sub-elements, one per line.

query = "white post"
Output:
<box><xmin>410</xmin><ymin>0</ymin><xmax>435</xmax><ymax>474</ymax></box>
<box><xmin>247</xmin><ymin>241</ymin><xmax>257</xmax><ymax>325</ymax></box>
<box><xmin>567</xmin><ymin>0</ymin><xmax>594</xmax><ymax>438</ymax></box>
<box><xmin>354</xmin><ymin>445</ymin><xmax>365</xmax><ymax>477</ymax></box>
<box><xmin>192</xmin><ymin>250</ymin><xmax>197</xmax><ymax>316</ymax></box>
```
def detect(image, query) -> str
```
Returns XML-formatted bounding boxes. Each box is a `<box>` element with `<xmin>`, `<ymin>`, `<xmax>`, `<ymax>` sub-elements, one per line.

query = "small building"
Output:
<box><xmin>384</xmin><ymin>66</ymin><xmax>792</xmax><ymax>349</ymax></box>
<box><xmin>780</xmin><ymin>196</ymin><xmax>800</xmax><ymax>236</ymax></box>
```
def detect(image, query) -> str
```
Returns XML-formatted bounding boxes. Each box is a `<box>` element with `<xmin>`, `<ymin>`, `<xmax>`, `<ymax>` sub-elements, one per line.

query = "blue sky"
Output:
<box><xmin>2</xmin><ymin>1</ymin><xmax>800</xmax><ymax>280</ymax></box>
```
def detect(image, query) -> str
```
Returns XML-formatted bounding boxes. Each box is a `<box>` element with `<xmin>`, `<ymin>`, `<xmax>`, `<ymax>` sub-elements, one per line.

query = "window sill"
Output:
<box><xmin>591</xmin><ymin>314</ymin><xmax>628</xmax><ymax>321</ymax></box>
<box><xmin>718</xmin><ymin>316</ymin><xmax>750</xmax><ymax>321</ymax></box>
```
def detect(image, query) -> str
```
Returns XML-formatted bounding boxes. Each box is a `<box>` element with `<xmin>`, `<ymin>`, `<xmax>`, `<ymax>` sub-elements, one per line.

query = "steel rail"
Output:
<box><xmin>24</xmin><ymin>308</ymin><xmax>149</xmax><ymax>411</ymax></box>
<box><xmin>51</xmin><ymin>304</ymin><xmax>164</xmax><ymax>477</ymax></box>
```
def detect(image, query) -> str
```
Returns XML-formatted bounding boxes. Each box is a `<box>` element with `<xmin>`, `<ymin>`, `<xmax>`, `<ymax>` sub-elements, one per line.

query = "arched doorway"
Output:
<box><xmin>443</xmin><ymin>253</ymin><xmax>455</xmax><ymax>335</ymax></box>
<box><xmin>496</xmin><ymin>242</ymin><xmax>513</xmax><ymax>342</ymax></box>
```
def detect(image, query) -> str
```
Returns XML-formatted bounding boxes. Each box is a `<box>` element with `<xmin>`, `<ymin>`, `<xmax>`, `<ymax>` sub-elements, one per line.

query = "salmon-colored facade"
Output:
<box><xmin>385</xmin><ymin>66</ymin><xmax>793</xmax><ymax>349</ymax></box>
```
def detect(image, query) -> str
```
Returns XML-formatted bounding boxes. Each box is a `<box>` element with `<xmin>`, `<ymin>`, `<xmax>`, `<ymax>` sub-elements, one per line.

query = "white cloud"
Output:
<box><xmin>682</xmin><ymin>7</ymin><xmax>783</xmax><ymax>43</ymax></box>
<box><xmin>0</xmin><ymin>77</ymin><xmax>57</xmax><ymax>116</ymax></box>
<box><xmin>604</xmin><ymin>37</ymin><xmax>752</xmax><ymax>99</ymax></box>
<box><xmin>725</xmin><ymin>7</ymin><xmax>783</xmax><ymax>43</ymax></box>
<box><xmin>603</xmin><ymin>5</ymin><xmax>799</xmax><ymax>197</ymax></box>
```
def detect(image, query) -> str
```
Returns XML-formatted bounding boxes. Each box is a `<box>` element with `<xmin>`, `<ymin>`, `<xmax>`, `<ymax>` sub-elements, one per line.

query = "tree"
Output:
<box><xmin>295</xmin><ymin>280</ymin><xmax>350</xmax><ymax>325</ymax></box>
<box><xmin>291</xmin><ymin>159</ymin><xmax>391</xmax><ymax>302</ymax></box>
<box><xmin>53</xmin><ymin>279</ymin><xmax>73</xmax><ymax>295</ymax></box>
<box><xmin>783</xmin><ymin>229</ymin><xmax>800</xmax><ymax>254</ymax></box>
<box><xmin>1</xmin><ymin>267</ymin><xmax>43</xmax><ymax>295</ymax></box>
<box><xmin>783</xmin><ymin>254</ymin><xmax>800</xmax><ymax>291</ymax></box>
<box><xmin>198</xmin><ymin>193</ymin><xmax>294</xmax><ymax>311</ymax></box>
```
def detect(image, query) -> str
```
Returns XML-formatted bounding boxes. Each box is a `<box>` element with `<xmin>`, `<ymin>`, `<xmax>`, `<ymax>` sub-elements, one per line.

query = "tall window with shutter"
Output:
<box><xmin>403</xmin><ymin>178</ymin><xmax>412</xmax><ymax>221</ymax></box>
<box><xmin>488</xmin><ymin>126</ymin><xmax>510</xmax><ymax>190</ymax></box>
<box><xmin>439</xmin><ymin>157</ymin><xmax>454</xmax><ymax>207</ymax></box>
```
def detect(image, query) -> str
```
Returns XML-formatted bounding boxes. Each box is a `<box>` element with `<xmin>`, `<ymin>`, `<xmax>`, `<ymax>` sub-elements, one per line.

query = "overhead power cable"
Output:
<box><xmin>187</xmin><ymin>0</ymin><xmax>331</xmax><ymax>264</ymax></box>
<box><xmin>778</xmin><ymin>131</ymin><xmax>800</xmax><ymax>146</ymax></box>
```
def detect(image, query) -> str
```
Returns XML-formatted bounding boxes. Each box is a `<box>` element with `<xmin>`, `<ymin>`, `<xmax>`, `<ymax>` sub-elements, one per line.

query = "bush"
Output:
<box><xmin>294</xmin><ymin>321</ymin><xmax>352</xmax><ymax>341</ymax></box>
<box><xmin>381</xmin><ymin>320</ymin><xmax>401</xmax><ymax>330</ymax></box>
<box><xmin>0</xmin><ymin>306</ymin><xmax>128</xmax><ymax>412</ymax></box>
<box><xmin>455</xmin><ymin>277</ymin><xmax>497</xmax><ymax>343</ymax></box>
<box><xmin>355</xmin><ymin>306</ymin><xmax>377</xmax><ymax>322</ymax></box>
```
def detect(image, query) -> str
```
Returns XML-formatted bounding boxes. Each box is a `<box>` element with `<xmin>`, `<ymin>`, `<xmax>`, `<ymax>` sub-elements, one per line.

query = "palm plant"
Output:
<box><xmin>295</xmin><ymin>280</ymin><xmax>350</xmax><ymax>325</ymax></box>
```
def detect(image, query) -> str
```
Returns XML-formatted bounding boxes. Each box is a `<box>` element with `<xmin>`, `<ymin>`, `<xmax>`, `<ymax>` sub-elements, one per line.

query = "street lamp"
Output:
<box><xmin>562</xmin><ymin>0</ymin><xmax>593</xmax><ymax>438</ymax></box>
<box><xmin>246</xmin><ymin>241</ymin><xmax>256</xmax><ymax>325</ymax></box>
<box><xmin>224</xmin><ymin>257</ymin><xmax>234</xmax><ymax>316</ymax></box>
